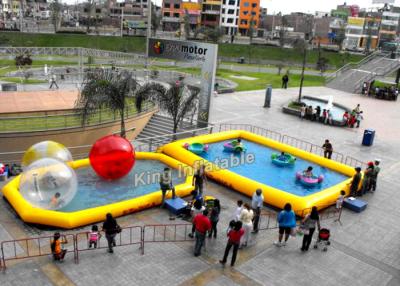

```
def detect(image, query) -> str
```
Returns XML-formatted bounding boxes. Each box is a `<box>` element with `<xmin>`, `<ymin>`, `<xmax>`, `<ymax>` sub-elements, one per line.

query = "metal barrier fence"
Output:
<box><xmin>259</xmin><ymin>205</ymin><xmax>342</xmax><ymax>231</ymax></box>
<box><xmin>142</xmin><ymin>224</ymin><xmax>193</xmax><ymax>255</ymax></box>
<box><xmin>0</xmin><ymin>205</ymin><xmax>342</xmax><ymax>270</ymax></box>
<box><xmin>1</xmin><ymin>234</ymin><xmax>76</xmax><ymax>269</ymax></box>
<box><xmin>218</xmin><ymin>123</ymin><xmax>365</xmax><ymax>168</ymax></box>
<box><xmin>0</xmin><ymin>101</ymin><xmax>155</xmax><ymax>133</ymax></box>
<box><xmin>75</xmin><ymin>226</ymin><xmax>143</xmax><ymax>263</ymax></box>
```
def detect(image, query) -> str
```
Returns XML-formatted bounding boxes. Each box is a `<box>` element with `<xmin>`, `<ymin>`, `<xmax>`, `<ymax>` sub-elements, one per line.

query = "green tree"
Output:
<box><xmin>75</xmin><ymin>69</ymin><xmax>139</xmax><ymax>138</ymax></box>
<box><xmin>195</xmin><ymin>26</ymin><xmax>224</xmax><ymax>43</ymax></box>
<box><xmin>49</xmin><ymin>0</ymin><xmax>62</xmax><ymax>32</ymax></box>
<box><xmin>335</xmin><ymin>23</ymin><xmax>346</xmax><ymax>51</ymax></box>
<box><xmin>136</xmin><ymin>82</ymin><xmax>200</xmax><ymax>134</ymax></box>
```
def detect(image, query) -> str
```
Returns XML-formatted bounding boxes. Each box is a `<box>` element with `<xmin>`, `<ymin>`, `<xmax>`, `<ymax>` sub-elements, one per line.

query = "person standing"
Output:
<box><xmin>49</xmin><ymin>73</ymin><xmax>59</xmax><ymax>89</ymax></box>
<box><xmin>193</xmin><ymin>210</ymin><xmax>211</xmax><ymax>257</ymax></box>
<box><xmin>274</xmin><ymin>203</ymin><xmax>296</xmax><ymax>247</ymax></box>
<box><xmin>361</xmin><ymin>162</ymin><xmax>374</xmax><ymax>195</ymax></box>
<box><xmin>219</xmin><ymin>221</ymin><xmax>244</xmax><ymax>267</ymax></box>
<box><xmin>251</xmin><ymin>189</ymin><xmax>263</xmax><ymax>233</ymax></box>
<box><xmin>160</xmin><ymin>167</ymin><xmax>176</xmax><ymax>208</ymax></box>
<box><xmin>322</xmin><ymin>139</ymin><xmax>333</xmax><ymax>159</ymax></box>
<box><xmin>356</xmin><ymin>111</ymin><xmax>364</xmax><ymax>128</ymax></box>
<box><xmin>233</xmin><ymin>200</ymin><xmax>243</xmax><ymax>221</ymax></box>
<box><xmin>102</xmin><ymin>213</ymin><xmax>120</xmax><ymax>253</ymax></box>
<box><xmin>300</xmin><ymin>207</ymin><xmax>321</xmax><ymax>252</ymax></box>
<box><xmin>209</xmin><ymin>199</ymin><xmax>221</xmax><ymax>238</ymax></box>
<box><xmin>239</xmin><ymin>203</ymin><xmax>253</xmax><ymax>248</ymax></box>
<box><xmin>300</xmin><ymin>105</ymin><xmax>306</xmax><ymax>119</ymax></box>
<box><xmin>282</xmin><ymin>74</ymin><xmax>289</xmax><ymax>89</ymax></box>
<box><xmin>349</xmin><ymin>167</ymin><xmax>362</xmax><ymax>196</ymax></box>
<box><xmin>354</xmin><ymin>104</ymin><xmax>361</xmax><ymax>113</ymax></box>
<box><xmin>193</xmin><ymin>165</ymin><xmax>207</xmax><ymax>198</ymax></box>
<box><xmin>370</xmin><ymin>159</ymin><xmax>381</xmax><ymax>192</ymax></box>
<box><xmin>315</xmin><ymin>106</ymin><xmax>321</xmax><ymax>122</ymax></box>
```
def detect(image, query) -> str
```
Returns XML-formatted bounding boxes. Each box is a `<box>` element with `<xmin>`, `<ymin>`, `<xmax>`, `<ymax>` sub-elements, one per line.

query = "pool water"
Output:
<box><xmin>199</xmin><ymin>140</ymin><xmax>348</xmax><ymax>197</ymax></box>
<box><xmin>301</xmin><ymin>98</ymin><xmax>346</xmax><ymax>121</ymax></box>
<box><xmin>60</xmin><ymin>160</ymin><xmax>186</xmax><ymax>212</ymax></box>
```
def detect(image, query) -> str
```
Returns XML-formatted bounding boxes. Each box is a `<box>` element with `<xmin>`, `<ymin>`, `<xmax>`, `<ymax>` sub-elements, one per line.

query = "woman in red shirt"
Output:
<box><xmin>219</xmin><ymin>221</ymin><xmax>244</xmax><ymax>267</ymax></box>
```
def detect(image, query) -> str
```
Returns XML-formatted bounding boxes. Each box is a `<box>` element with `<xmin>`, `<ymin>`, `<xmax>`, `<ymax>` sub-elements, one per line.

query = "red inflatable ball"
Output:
<box><xmin>89</xmin><ymin>135</ymin><xmax>135</xmax><ymax>180</ymax></box>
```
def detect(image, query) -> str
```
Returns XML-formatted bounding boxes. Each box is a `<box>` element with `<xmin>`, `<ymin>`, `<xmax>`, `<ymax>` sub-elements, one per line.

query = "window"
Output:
<box><xmin>243</xmin><ymin>11</ymin><xmax>248</xmax><ymax>15</ymax></box>
<box><xmin>96</xmin><ymin>8</ymin><xmax>101</xmax><ymax>13</ymax></box>
<box><xmin>228</xmin><ymin>0</ymin><xmax>235</xmax><ymax>5</ymax></box>
<box><xmin>244</xmin><ymin>2</ymin><xmax>249</xmax><ymax>7</ymax></box>
<box><xmin>241</xmin><ymin>19</ymin><xmax>248</xmax><ymax>25</ymax></box>
<box><xmin>143</xmin><ymin>4</ymin><xmax>147</xmax><ymax>8</ymax></box>
<box><xmin>227</xmin><ymin>18</ymin><xmax>234</xmax><ymax>23</ymax></box>
<box><xmin>251</xmin><ymin>3</ymin><xmax>257</xmax><ymax>8</ymax></box>
<box><xmin>236</xmin><ymin>19</ymin><xmax>238</xmax><ymax>25</ymax></box>
<box><xmin>173</xmin><ymin>13</ymin><xmax>179</xmax><ymax>17</ymax></box>
<box><xmin>164</xmin><ymin>3</ymin><xmax>170</xmax><ymax>8</ymax></box>
<box><xmin>222</xmin><ymin>17</ymin><xmax>225</xmax><ymax>22</ymax></box>
<box><xmin>228</xmin><ymin>9</ymin><xmax>234</xmax><ymax>14</ymax></box>
<box><xmin>164</xmin><ymin>12</ymin><xmax>170</xmax><ymax>17</ymax></box>
<box><xmin>174</xmin><ymin>4</ymin><xmax>180</xmax><ymax>9</ymax></box>
<box><xmin>223</xmin><ymin>0</ymin><xmax>226</xmax><ymax>4</ymax></box>
<box><xmin>222</xmin><ymin>8</ymin><xmax>225</xmax><ymax>13</ymax></box>
<box><xmin>237</xmin><ymin>9</ymin><xmax>239</xmax><ymax>16</ymax></box>
<box><xmin>251</xmin><ymin>11</ymin><xmax>256</xmax><ymax>16</ymax></box>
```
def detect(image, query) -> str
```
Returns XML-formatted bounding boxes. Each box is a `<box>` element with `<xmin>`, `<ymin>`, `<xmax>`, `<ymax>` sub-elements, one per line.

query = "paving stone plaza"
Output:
<box><xmin>1</xmin><ymin>86</ymin><xmax>399</xmax><ymax>286</ymax></box>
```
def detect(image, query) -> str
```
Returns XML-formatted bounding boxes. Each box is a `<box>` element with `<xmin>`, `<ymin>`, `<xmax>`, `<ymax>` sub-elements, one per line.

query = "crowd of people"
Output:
<box><xmin>49</xmin><ymin>158</ymin><xmax>381</xmax><ymax>268</ymax></box>
<box><xmin>342</xmin><ymin>104</ymin><xmax>364</xmax><ymax>128</ymax></box>
<box><xmin>349</xmin><ymin>159</ymin><xmax>381</xmax><ymax>197</ymax></box>
<box><xmin>299</xmin><ymin>105</ymin><xmax>334</xmax><ymax>125</ymax></box>
<box><xmin>362</xmin><ymin>81</ymin><xmax>399</xmax><ymax>101</ymax></box>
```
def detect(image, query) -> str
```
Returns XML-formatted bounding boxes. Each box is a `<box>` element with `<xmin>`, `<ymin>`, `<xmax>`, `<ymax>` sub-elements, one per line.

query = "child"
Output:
<box><xmin>50</xmin><ymin>193</ymin><xmax>61</xmax><ymax>208</ymax></box>
<box><xmin>303</xmin><ymin>166</ymin><xmax>313</xmax><ymax>177</ymax></box>
<box><xmin>51</xmin><ymin>232</ymin><xmax>68</xmax><ymax>262</ymax></box>
<box><xmin>356</xmin><ymin>111</ymin><xmax>363</xmax><ymax>128</ymax></box>
<box><xmin>226</xmin><ymin>220</ymin><xmax>236</xmax><ymax>234</ymax></box>
<box><xmin>88</xmin><ymin>225</ymin><xmax>101</xmax><ymax>248</ymax></box>
<box><xmin>233</xmin><ymin>200</ymin><xmax>243</xmax><ymax>221</ymax></box>
<box><xmin>278</xmin><ymin>152</ymin><xmax>286</xmax><ymax>161</ymax></box>
<box><xmin>322</xmin><ymin>109</ymin><xmax>327</xmax><ymax>124</ymax></box>
<box><xmin>336</xmin><ymin>190</ymin><xmax>346</xmax><ymax>210</ymax></box>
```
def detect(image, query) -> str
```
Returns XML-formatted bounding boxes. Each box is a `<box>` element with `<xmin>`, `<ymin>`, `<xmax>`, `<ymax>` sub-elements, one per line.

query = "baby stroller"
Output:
<box><xmin>314</xmin><ymin>228</ymin><xmax>330</xmax><ymax>251</ymax></box>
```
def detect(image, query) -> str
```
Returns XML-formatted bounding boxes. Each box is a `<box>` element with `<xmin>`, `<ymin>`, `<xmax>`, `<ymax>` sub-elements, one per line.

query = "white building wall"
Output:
<box><xmin>220</xmin><ymin>0</ymin><xmax>239</xmax><ymax>35</ymax></box>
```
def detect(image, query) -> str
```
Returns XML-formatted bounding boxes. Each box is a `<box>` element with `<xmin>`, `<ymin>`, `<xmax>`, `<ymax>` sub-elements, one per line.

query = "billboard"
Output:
<box><xmin>148</xmin><ymin>38</ymin><xmax>218</xmax><ymax>126</ymax></box>
<box><xmin>348</xmin><ymin>17</ymin><xmax>365</xmax><ymax>27</ymax></box>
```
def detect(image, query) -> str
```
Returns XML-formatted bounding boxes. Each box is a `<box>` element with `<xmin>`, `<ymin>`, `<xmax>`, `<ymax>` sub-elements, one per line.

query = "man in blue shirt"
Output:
<box><xmin>251</xmin><ymin>189</ymin><xmax>264</xmax><ymax>233</ymax></box>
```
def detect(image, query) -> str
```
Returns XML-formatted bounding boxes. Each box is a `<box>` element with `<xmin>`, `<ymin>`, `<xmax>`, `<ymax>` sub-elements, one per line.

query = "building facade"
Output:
<box><xmin>201</xmin><ymin>0</ymin><xmax>221</xmax><ymax>27</ymax></box>
<box><xmin>162</xmin><ymin>0</ymin><xmax>181</xmax><ymax>31</ymax></box>
<box><xmin>379</xmin><ymin>11</ymin><xmax>400</xmax><ymax>46</ymax></box>
<box><xmin>181</xmin><ymin>1</ymin><xmax>201</xmax><ymax>31</ymax></box>
<box><xmin>238</xmin><ymin>0</ymin><xmax>260</xmax><ymax>35</ymax></box>
<box><xmin>220</xmin><ymin>0</ymin><xmax>239</xmax><ymax>35</ymax></box>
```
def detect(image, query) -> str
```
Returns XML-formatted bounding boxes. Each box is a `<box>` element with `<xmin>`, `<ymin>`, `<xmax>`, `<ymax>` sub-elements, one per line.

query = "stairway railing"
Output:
<box><xmin>326</xmin><ymin>51</ymin><xmax>387</xmax><ymax>84</ymax></box>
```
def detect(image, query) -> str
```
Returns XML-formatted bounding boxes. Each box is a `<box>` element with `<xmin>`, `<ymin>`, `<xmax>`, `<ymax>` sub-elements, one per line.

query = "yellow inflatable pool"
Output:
<box><xmin>160</xmin><ymin>130</ymin><xmax>358</xmax><ymax>215</ymax></box>
<box><xmin>1</xmin><ymin>152</ymin><xmax>194</xmax><ymax>229</ymax></box>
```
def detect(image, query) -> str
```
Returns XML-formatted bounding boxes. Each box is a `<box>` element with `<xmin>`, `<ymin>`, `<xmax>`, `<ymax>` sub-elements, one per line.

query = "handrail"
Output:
<box><xmin>326</xmin><ymin>51</ymin><xmax>387</xmax><ymax>83</ymax></box>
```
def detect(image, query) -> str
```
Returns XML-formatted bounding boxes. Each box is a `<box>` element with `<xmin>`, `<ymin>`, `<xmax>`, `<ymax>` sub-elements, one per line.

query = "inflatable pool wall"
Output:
<box><xmin>160</xmin><ymin>130</ymin><xmax>356</xmax><ymax>215</ymax></box>
<box><xmin>1</xmin><ymin>153</ymin><xmax>194</xmax><ymax>229</ymax></box>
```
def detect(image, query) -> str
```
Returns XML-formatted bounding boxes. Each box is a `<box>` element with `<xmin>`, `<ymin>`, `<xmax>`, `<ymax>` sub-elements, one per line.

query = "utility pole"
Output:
<box><xmin>120</xmin><ymin>8</ymin><xmax>124</xmax><ymax>37</ymax></box>
<box><xmin>145</xmin><ymin>0</ymin><xmax>152</xmax><ymax>69</ymax></box>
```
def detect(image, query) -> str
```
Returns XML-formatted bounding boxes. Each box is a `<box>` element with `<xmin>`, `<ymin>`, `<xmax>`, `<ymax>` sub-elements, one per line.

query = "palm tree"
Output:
<box><xmin>75</xmin><ymin>69</ymin><xmax>138</xmax><ymax>138</ymax></box>
<box><xmin>137</xmin><ymin>82</ymin><xmax>200</xmax><ymax>134</ymax></box>
<box><xmin>293</xmin><ymin>37</ymin><xmax>307</xmax><ymax>103</ymax></box>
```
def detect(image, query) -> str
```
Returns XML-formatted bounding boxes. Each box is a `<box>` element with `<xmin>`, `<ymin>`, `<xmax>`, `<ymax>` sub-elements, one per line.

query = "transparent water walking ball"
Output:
<box><xmin>22</xmin><ymin>141</ymin><xmax>73</xmax><ymax>169</ymax></box>
<box><xmin>19</xmin><ymin>158</ymin><xmax>78</xmax><ymax>210</ymax></box>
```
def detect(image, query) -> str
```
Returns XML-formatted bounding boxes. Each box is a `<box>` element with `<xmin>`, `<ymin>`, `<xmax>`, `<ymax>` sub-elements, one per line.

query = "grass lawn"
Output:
<box><xmin>0</xmin><ymin>32</ymin><xmax>363</xmax><ymax>68</ymax></box>
<box><xmin>217</xmin><ymin>69</ymin><xmax>325</xmax><ymax>91</ymax></box>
